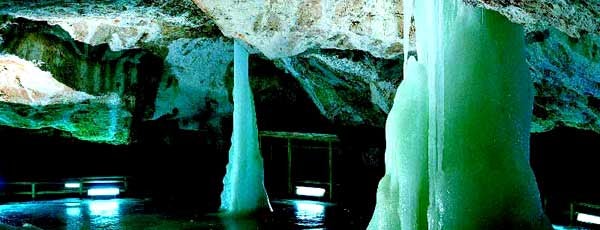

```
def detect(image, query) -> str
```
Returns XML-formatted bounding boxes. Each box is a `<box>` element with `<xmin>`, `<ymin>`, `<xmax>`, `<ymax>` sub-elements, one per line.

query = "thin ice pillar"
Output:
<box><xmin>219</xmin><ymin>40</ymin><xmax>270</xmax><ymax>215</ymax></box>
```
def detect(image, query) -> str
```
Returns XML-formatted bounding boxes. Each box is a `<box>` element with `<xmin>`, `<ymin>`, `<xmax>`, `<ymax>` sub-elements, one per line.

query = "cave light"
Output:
<box><xmin>64</xmin><ymin>182</ymin><xmax>81</xmax><ymax>188</ymax></box>
<box><xmin>295</xmin><ymin>186</ymin><xmax>326</xmax><ymax>197</ymax></box>
<box><xmin>87</xmin><ymin>187</ymin><xmax>120</xmax><ymax>196</ymax></box>
<box><xmin>86</xmin><ymin>180</ymin><xmax>122</xmax><ymax>184</ymax></box>
<box><xmin>577</xmin><ymin>213</ymin><xmax>600</xmax><ymax>225</ymax></box>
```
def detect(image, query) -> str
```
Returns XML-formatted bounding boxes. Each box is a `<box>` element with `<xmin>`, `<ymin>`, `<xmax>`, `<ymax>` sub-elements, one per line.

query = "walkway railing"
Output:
<box><xmin>2</xmin><ymin>176</ymin><xmax>127</xmax><ymax>199</ymax></box>
<box><xmin>259</xmin><ymin>131</ymin><xmax>339</xmax><ymax>200</ymax></box>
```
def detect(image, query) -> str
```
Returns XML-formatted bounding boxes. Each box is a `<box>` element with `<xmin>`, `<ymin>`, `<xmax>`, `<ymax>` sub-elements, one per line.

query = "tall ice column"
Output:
<box><xmin>368</xmin><ymin>0</ymin><xmax>550</xmax><ymax>229</ymax></box>
<box><xmin>220</xmin><ymin>40</ymin><xmax>271</xmax><ymax>215</ymax></box>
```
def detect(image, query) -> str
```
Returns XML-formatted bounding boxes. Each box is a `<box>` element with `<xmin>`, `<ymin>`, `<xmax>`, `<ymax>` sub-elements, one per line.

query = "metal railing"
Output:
<box><xmin>3</xmin><ymin>176</ymin><xmax>127</xmax><ymax>199</ymax></box>
<box><xmin>259</xmin><ymin>131</ymin><xmax>338</xmax><ymax>200</ymax></box>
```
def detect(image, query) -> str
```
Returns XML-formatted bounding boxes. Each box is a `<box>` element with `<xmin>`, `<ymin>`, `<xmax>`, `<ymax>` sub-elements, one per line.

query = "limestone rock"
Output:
<box><xmin>153</xmin><ymin>37</ymin><xmax>233</xmax><ymax>131</ymax></box>
<box><xmin>528</xmin><ymin>29</ymin><xmax>600</xmax><ymax>133</ymax></box>
<box><xmin>0</xmin><ymin>54</ymin><xmax>130</xmax><ymax>144</ymax></box>
<box><xmin>0</xmin><ymin>17</ymin><xmax>163</xmax><ymax>144</ymax></box>
<box><xmin>193</xmin><ymin>0</ymin><xmax>403</xmax><ymax>59</ymax></box>
<box><xmin>0</xmin><ymin>0</ymin><xmax>219</xmax><ymax>54</ymax></box>
<box><xmin>0</xmin><ymin>54</ymin><xmax>93</xmax><ymax>106</ymax></box>
<box><xmin>275</xmin><ymin>50</ymin><xmax>401</xmax><ymax>127</ymax></box>
<box><xmin>0</xmin><ymin>0</ymin><xmax>597</xmax><ymax>143</ymax></box>
<box><xmin>469</xmin><ymin>0</ymin><xmax>600</xmax><ymax>38</ymax></box>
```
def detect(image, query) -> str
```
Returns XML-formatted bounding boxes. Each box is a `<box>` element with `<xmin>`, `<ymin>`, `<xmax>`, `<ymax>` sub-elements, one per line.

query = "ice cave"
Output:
<box><xmin>0</xmin><ymin>0</ymin><xmax>598</xmax><ymax>229</ymax></box>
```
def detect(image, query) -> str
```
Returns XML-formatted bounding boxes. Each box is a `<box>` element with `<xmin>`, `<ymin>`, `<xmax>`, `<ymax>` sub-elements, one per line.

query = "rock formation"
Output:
<box><xmin>0</xmin><ymin>0</ymin><xmax>597</xmax><ymax>144</ymax></box>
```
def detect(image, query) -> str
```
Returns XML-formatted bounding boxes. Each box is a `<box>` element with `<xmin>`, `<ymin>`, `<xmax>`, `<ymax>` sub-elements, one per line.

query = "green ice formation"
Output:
<box><xmin>219</xmin><ymin>40</ymin><xmax>271</xmax><ymax>215</ymax></box>
<box><xmin>368</xmin><ymin>0</ymin><xmax>550</xmax><ymax>229</ymax></box>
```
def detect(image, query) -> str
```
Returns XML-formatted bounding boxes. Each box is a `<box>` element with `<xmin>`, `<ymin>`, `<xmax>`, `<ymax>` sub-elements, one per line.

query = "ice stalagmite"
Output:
<box><xmin>368</xmin><ymin>56</ymin><xmax>429</xmax><ymax>230</ymax></box>
<box><xmin>220</xmin><ymin>40</ymin><xmax>271</xmax><ymax>215</ymax></box>
<box><xmin>368</xmin><ymin>0</ymin><xmax>550</xmax><ymax>229</ymax></box>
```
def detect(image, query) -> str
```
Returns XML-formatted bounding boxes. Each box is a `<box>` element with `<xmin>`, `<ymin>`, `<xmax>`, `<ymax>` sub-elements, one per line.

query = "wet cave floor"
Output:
<box><xmin>0</xmin><ymin>198</ymin><xmax>589</xmax><ymax>230</ymax></box>
<box><xmin>0</xmin><ymin>198</ymin><xmax>357</xmax><ymax>230</ymax></box>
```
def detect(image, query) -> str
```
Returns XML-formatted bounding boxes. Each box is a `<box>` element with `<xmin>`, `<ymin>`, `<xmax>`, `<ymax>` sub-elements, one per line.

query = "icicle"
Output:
<box><xmin>368</xmin><ymin>0</ymin><xmax>550</xmax><ymax>229</ymax></box>
<box><xmin>219</xmin><ymin>40</ymin><xmax>271</xmax><ymax>215</ymax></box>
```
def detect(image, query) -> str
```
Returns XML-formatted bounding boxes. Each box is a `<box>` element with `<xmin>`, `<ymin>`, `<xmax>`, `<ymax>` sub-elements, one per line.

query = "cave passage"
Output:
<box><xmin>0</xmin><ymin>1</ymin><xmax>598</xmax><ymax>229</ymax></box>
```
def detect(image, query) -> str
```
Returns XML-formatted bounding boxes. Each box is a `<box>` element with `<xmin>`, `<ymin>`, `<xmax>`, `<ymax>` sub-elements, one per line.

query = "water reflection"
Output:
<box><xmin>64</xmin><ymin>200</ymin><xmax>82</xmax><ymax>229</ymax></box>
<box><xmin>66</xmin><ymin>206</ymin><xmax>81</xmax><ymax>217</ymax></box>
<box><xmin>293</xmin><ymin>200</ymin><xmax>326</xmax><ymax>228</ymax></box>
<box><xmin>89</xmin><ymin>199</ymin><xmax>119</xmax><ymax>216</ymax></box>
<box><xmin>218</xmin><ymin>199</ymin><xmax>330</xmax><ymax>229</ymax></box>
<box><xmin>0</xmin><ymin>198</ymin><xmax>337</xmax><ymax>229</ymax></box>
<box><xmin>89</xmin><ymin>199</ymin><xmax>121</xmax><ymax>229</ymax></box>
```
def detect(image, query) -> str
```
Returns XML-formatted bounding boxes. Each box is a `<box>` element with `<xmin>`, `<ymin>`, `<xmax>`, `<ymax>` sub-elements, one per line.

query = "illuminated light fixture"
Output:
<box><xmin>577</xmin><ymin>213</ymin><xmax>600</xmax><ymax>225</ymax></box>
<box><xmin>86</xmin><ymin>180</ymin><xmax>121</xmax><ymax>184</ymax></box>
<box><xmin>65</xmin><ymin>183</ymin><xmax>81</xmax><ymax>188</ymax></box>
<box><xmin>295</xmin><ymin>186</ymin><xmax>326</xmax><ymax>197</ymax></box>
<box><xmin>87</xmin><ymin>187</ymin><xmax>120</xmax><ymax>196</ymax></box>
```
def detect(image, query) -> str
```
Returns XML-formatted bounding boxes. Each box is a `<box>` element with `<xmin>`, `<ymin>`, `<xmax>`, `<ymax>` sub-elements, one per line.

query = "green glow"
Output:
<box><xmin>0</xmin><ymin>54</ymin><xmax>130</xmax><ymax>144</ymax></box>
<box><xmin>0</xmin><ymin>99</ymin><xmax>130</xmax><ymax>145</ymax></box>
<box><xmin>368</xmin><ymin>0</ymin><xmax>549</xmax><ymax>229</ymax></box>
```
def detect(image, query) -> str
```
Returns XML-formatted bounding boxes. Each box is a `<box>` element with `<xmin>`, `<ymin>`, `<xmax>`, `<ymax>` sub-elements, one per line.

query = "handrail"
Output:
<box><xmin>5</xmin><ymin>176</ymin><xmax>127</xmax><ymax>185</ymax></box>
<box><xmin>259</xmin><ymin>131</ymin><xmax>339</xmax><ymax>142</ymax></box>
<box><xmin>259</xmin><ymin>131</ymin><xmax>337</xmax><ymax>200</ymax></box>
<box><xmin>2</xmin><ymin>176</ymin><xmax>128</xmax><ymax>199</ymax></box>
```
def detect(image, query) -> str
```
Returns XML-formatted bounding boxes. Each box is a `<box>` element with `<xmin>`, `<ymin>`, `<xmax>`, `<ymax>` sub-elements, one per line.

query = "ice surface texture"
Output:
<box><xmin>368</xmin><ymin>0</ymin><xmax>550</xmax><ymax>229</ymax></box>
<box><xmin>219</xmin><ymin>40</ymin><xmax>271</xmax><ymax>215</ymax></box>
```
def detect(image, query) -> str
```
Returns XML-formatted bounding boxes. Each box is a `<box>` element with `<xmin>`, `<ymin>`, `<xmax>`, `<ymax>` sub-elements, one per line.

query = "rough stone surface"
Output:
<box><xmin>193</xmin><ymin>0</ymin><xmax>403</xmax><ymax>59</ymax></box>
<box><xmin>153</xmin><ymin>37</ymin><xmax>233</xmax><ymax>131</ymax></box>
<box><xmin>0</xmin><ymin>0</ymin><xmax>597</xmax><ymax>142</ymax></box>
<box><xmin>0</xmin><ymin>54</ymin><xmax>93</xmax><ymax>106</ymax></box>
<box><xmin>275</xmin><ymin>50</ymin><xmax>402</xmax><ymax>127</ymax></box>
<box><xmin>0</xmin><ymin>54</ymin><xmax>130</xmax><ymax>144</ymax></box>
<box><xmin>192</xmin><ymin>0</ymin><xmax>600</xmax><ymax>134</ymax></box>
<box><xmin>0</xmin><ymin>17</ymin><xmax>163</xmax><ymax>144</ymax></box>
<box><xmin>0</xmin><ymin>0</ymin><xmax>220</xmax><ymax>55</ymax></box>
<box><xmin>469</xmin><ymin>0</ymin><xmax>600</xmax><ymax>38</ymax></box>
<box><xmin>528</xmin><ymin>29</ymin><xmax>600</xmax><ymax>133</ymax></box>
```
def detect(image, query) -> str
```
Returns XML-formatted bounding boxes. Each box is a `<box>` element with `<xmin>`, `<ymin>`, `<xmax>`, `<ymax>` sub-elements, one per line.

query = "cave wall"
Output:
<box><xmin>0</xmin><ymin>12</ymin><xmax>333</xmax><ymax>146</ymax></box>
<box><xmin>528</xmin><ymin>29</ymin><xmax>600</xmax><ymax>133</ymax></box>
<box><xmin>191</xmin><ymin>0</ymin><xmax>600</xmax><ymax>134</ymax></box>
<box><xmin>0</xmin><ymin>0</ymin><xmax>598</xmax><ymax>144</ymax></box>
<box><xmin>0</xmin><ymin>17</ymin><xmax>164</xmax><ymax>144</ymax></box>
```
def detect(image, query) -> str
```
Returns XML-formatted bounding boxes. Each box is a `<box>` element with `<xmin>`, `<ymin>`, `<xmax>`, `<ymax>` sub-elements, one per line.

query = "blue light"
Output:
<box><xmin>89</xmin><ymin>199</ymin><xmax>119</xmax><ymax>216</ymax></box>
<box><xmin>551</xmin><ymin>225</ymin><xmax>576</xmax><ymax>230</ymax></box>
<box><xmin>65</xmin><ymin>202</ymin><xmax>80</xmax><ymax>207</ymax></box>
<box><xmin>293</xmin><ymin>200</ymin><xmax>326</xmax><ymax>227</ymax></box>
<box><xmin>66</xmin><ymin>207</ymin><xmax>81</xmax><ymax>217</ymax></box>
<box><xmin>87</xmin><ymin>187</ymin><xmax>120</xmax><ymax>196</ymax></box>
<box><xmin>295</xmin><ymin>186</ymin><xmax>326</xmax><ymax>197</ymax></box>
<box><xmin>65</xmin><ymin>183</ymin><xmax>81</xmax><ymax>188</ymax></box>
